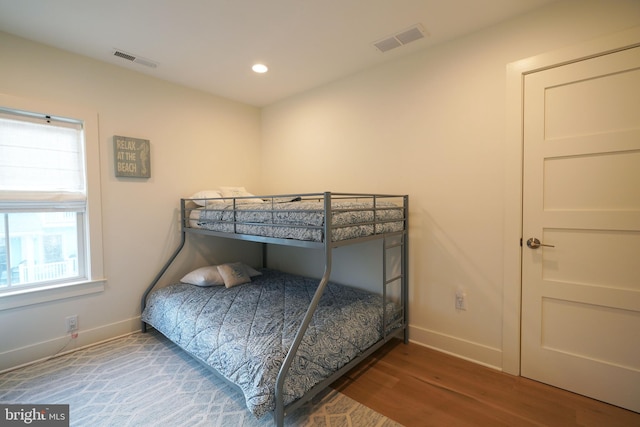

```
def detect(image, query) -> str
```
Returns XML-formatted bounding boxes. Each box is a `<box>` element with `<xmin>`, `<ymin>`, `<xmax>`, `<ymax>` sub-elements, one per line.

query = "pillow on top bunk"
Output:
<box><xmin>219</xmin><ymin>186</ymin><xmax>263</xmax><ymax>204</ymax></box>
<box><xmin>181</xmin><ymin>263</ymin><xmax>261</xmax><ymax>287</ymax></box>
<box><xmin>189</xmin><ymin>190</ymin><xmax>224</xmax><ymax>206</ymax></box>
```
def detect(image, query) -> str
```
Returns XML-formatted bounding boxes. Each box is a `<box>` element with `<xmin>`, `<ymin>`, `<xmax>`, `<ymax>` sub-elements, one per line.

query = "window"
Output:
<box><xmin>0</xmin><ymin>95</ymin><xmax>104</xmax><ymax>308</ymax></box>
<box><xmin>0</xmin><ymin>212</ymin><xmax>82</xmax><ymax>288</ymax></box>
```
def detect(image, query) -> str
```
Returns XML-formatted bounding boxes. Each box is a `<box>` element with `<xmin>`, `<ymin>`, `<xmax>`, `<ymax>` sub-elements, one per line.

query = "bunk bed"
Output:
<box><xmin>141</xmin><ymin>191</ymin><xmax>408</xmax><ymax>426</ymax></box>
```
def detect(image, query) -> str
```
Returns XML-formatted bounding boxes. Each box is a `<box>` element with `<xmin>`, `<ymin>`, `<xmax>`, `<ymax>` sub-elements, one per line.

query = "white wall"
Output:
<box><xmin>260</xmin><ymin>0</ymin><xmax>640</xmax><ymax>369</ymax></box>
<box><xmin>0</xmin><ymin>32</ymin><xmax>262</xmax><ymax>371</ymax></box>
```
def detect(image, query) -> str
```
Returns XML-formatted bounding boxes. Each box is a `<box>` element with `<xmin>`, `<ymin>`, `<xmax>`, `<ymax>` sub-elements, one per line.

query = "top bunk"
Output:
<box><xmin>182</xmin><ymin>190</ymin><xmax>408</xmax><ymax>249</ymax></box>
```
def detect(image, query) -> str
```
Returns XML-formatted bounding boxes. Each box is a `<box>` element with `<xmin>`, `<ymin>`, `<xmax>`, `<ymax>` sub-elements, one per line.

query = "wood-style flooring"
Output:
<box><xmin>332</xmin><ymin>339</ymin><xmax>639</xmax><ymax>427</ymax></box>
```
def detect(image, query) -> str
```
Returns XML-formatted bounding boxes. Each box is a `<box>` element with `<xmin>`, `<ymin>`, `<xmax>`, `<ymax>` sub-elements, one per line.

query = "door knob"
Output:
<box><xmin>526</xmin><ymin>238</ymin><xmax>555</xmax><ymax>249</ymax></box>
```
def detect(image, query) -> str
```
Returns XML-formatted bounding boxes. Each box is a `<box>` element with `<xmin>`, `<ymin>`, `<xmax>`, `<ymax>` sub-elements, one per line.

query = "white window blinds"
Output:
<box><xmin>0</xmin><ymin>110</ymin><xmax>86</xmax><ymax>210</ymax></box>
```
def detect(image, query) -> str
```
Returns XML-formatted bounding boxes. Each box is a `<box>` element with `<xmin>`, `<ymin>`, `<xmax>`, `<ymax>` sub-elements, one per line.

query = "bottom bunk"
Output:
<box><xmin>141</xmin><ymin>267</ymin><xmax>404</xmax><ymax>422</ymax></box>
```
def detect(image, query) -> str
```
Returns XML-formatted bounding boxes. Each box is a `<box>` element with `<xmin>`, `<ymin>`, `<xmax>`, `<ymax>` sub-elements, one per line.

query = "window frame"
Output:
<box><xmin>0</xmin><ymin>94</ymin><xmax>105</xmax><ymax>310</ymax></box>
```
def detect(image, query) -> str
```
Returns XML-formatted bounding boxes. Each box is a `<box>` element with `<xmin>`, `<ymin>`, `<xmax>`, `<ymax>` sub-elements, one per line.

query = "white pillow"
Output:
<box><xmin>217</xmin><ymin>262</ymin><xmax>252</xmax><ymax>288</ymax></box>
<box><xmin>189</xmin><ymin>190</ymin><xmax>224</xmax><ymax>206</ymax></box>
<box><xmin>242</xmin><ymin>264</ymin><xmax>262</xmax><ymax>277</ymax></box>
<box><xmin>219</xmin><ymin>186</ymin><xmax>262</xmax><ymax>203</ymax></box>
<box><xmin>180</xmin><ymin>266</ymin><xmax>224</xmax><ymax>286</ymax></box>
<box><xmin>180</xmin><ymin>263</ymin><xmax>260</xmax><ymax>287</ymax></box>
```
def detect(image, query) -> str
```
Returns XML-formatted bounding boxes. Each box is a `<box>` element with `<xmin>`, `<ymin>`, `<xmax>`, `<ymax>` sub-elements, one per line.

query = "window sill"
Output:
<box><xmin>0</xmin><ymin>279</ymin><xmax>106</xmax><ymax>311</ymax></box>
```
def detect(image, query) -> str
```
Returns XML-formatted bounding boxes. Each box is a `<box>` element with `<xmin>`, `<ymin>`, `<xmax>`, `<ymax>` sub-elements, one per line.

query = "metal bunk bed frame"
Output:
<box><xmin>141</xmin><ymin>191</ymin><xmax>408</xmax><ymax>426</ymax></box>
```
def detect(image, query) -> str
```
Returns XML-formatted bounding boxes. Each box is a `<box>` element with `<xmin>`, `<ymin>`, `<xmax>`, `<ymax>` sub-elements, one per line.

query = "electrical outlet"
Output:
<box><xmin>455</xmin><ymin>290</ymin><xmax>467</xmax><ymax>310</ymax></box>
<box><xmin>66</xmin><ymin>315</ymin><xmax>78</xmax><ymax>333</ymax></box>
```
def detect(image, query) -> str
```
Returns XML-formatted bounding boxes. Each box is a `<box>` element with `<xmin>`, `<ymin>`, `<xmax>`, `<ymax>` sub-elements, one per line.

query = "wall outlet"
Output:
<box><xmin>455</xmin><ymin>290</ymin><xmax>467</xmax><ymax>310</ymax></box>
<box><xmin>66</xmin><ymin>315</ymin><xmax>78</xmax><ymax>333</ymax></box>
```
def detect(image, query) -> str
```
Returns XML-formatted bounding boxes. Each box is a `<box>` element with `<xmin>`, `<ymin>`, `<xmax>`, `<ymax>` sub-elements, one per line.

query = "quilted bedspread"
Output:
<box><xmin>189</xmin><ymin>200</ymin><xmax>405</xmax><ymax>242</ymax></box>
<box><xmin>141</xmin><ymin>269</ymin><xmax>397</xmax><ymax>419</ymax></box>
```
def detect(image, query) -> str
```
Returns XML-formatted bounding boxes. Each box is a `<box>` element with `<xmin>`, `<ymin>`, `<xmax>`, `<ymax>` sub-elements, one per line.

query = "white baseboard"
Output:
<box><xmin>409</xmin><ymin>325</ymin><xmax>503</xmax><ymax>371</ymax></box>
<box><xmin>1</xmin><ymin>320</ymin><xmax>503</xmax><ymax>375</ymax></box>
<box><xmin>0</xmin><ymin>316</ymin><xmax>142</xmax><ymax>373</ymax></box>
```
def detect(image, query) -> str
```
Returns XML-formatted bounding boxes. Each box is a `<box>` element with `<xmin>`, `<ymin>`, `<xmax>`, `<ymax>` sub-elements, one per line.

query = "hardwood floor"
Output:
<box><xmin>332</xmin><ymin>339</ymin><xmax>639</xmax><ymax>427</ymax></box>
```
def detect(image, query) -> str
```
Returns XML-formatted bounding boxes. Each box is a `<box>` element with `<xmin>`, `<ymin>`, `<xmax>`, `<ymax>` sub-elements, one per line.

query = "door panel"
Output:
<box><xmin>522</xmin><ymin>45</ymin><xmax>640</xmax><ymax>412</ymax></box>
<box><xmin>543</xmin><ymin>229</ymin><xmax>640</xmax><ymax>291</ymax></box>
<box><xmin>544</xmin><ymin>149</ymin><xmax>640</xmax><ymax>210</ymax></box>
<box><xmin>545</xmin><ymin>67</ymin><xmax>640</xmax><ymax>138</ymax></box>
<box><xmin>542</xmin><ymin>297</ymin><xmax>640</xmax><ymax>369</ymax></box>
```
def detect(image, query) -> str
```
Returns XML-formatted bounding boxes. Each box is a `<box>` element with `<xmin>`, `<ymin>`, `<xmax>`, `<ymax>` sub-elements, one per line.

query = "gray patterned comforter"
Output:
<box><xmin>141</xmin><ymin>269</ymin><xmax>399</xmax><ymax>419</ymax></box>
<box><xmin>188</xmin><ymin>200</ymin><xmax>404</xmax><ymax>242</ymax></box>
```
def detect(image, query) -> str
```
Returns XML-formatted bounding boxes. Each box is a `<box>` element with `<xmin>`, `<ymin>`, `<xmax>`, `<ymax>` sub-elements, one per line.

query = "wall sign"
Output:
<box><xmin>113</xmin><ymin>135</ymin><xmax>150</xmax><ymax>178</ymax></box>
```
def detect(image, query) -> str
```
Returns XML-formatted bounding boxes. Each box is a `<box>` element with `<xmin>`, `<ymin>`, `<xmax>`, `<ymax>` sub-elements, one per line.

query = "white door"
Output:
<box><xmin>521</xmin><ymin>45</ymin><xmax>640</xmax><ymax>412</ymax></box>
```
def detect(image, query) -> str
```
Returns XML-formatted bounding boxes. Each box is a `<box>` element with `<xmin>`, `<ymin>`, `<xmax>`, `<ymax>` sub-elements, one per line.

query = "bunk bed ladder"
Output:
<box><xmin>382</xmin><ymin>234</ymin><xmax>400</xmax><ymax>338</ymax></box>
<box><xmin>402</xmin><ymin>195</ymin><xmax>409</xmax><ymax>344</ymax></box>
<box><xmin>393</xmin><ymin>194</ymin><xmax>408</xmax><ymax>344</ymax></box>
<box><xmin>382</xmin><ymin>230</ymin><xmax>408</xmax><ymax>343</ymax></box>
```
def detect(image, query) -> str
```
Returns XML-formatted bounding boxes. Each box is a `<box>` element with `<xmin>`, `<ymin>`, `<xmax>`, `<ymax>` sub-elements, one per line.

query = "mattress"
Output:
<box><xmin>186</xmin><ymin>199</ymin><xmax>405</xmax><ymax>242</ymax></box>
<box><xmin>141</xmin><ymin>269</ymin><xmax>401</xmax><ymax>418</ymax></box>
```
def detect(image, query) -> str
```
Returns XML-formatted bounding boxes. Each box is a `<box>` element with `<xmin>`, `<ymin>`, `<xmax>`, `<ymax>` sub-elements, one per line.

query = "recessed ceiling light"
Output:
<box><xmin>252</xmin><ymin>63</ymin><xmax>268</xmax><ymax>73</ymax></box>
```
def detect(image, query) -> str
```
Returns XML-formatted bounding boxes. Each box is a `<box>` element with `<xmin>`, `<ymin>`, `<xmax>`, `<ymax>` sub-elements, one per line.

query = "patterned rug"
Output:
<box><xmin>0</xmin><ymin>331</ymin><xmax>400</xmax><ymax>427</ymax></box>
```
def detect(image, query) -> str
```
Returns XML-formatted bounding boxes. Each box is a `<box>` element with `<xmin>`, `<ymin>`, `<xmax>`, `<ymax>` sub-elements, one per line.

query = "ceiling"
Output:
<box><xmin>0</xmin><ymin>0</ymin><xmax>557</xmax><ymax>107</ymax></box>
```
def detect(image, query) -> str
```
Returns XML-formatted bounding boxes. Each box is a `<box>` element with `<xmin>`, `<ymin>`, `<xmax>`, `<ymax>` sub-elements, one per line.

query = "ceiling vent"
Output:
<box><xmin>373</xmin><ymin>24</ymin><xmax>427</xmax><ymax>53</ymax></box>
<box><xmin>112</xmin><ymin>49</ymin><xmax>158</xmax><ymax>68</ymax></box>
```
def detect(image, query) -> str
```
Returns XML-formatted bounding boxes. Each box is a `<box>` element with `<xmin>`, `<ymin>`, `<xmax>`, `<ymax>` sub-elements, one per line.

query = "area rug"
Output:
<box><xmin>0</xmin><ymin>331</ymin><xmax>401</xmax><ymax>427</ymax></box>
